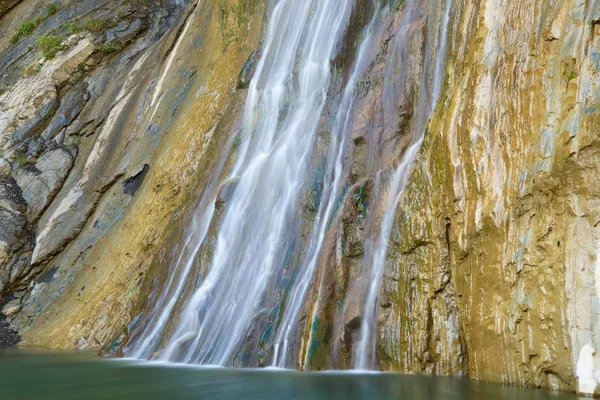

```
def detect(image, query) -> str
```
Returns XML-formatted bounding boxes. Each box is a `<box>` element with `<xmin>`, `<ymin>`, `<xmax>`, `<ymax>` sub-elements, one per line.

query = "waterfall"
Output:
<box><xmin>271</xmin><ymin>7</ymin><xmax>385</xmax><ymax>369</ymax></box>
<box><xmin>127</xmin><ymin>0</ymin><xmax>454</xmax><ymax>369</ymax></box>
<box><xmin>128</xmin><ymin>0</ymin><xmax>355</xmax><ymax>365</ymax></box>
<box><xmin>354</xmin><ymin>0</ymin><xmax>453</xmax><ymax>370</ymax></box>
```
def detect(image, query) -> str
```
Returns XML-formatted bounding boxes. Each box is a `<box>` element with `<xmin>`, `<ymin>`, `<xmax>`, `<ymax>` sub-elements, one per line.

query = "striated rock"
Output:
<box><xmin>19</xmin><ymin>0</ymin><xmax>266</xmax><ymax>355</ymax></box>
<box><xmin>0</xmin><ymin>175</ymin><xmax>33</xmax><ymax>295</ymax></box>
<box><xmin>13</xmin><ymin>147</ymin><xmax>74</xmax><ymax>221</ymax></box>
<box><xmin>0</xmin><ymin>37</ymin><xmax>94</xmax><ymax>154</ymax></box>
<box><xmin>48</xmin><ymin>37</ymin><xmax>96</xmax><ymax>87</ymax></box>
<box><xmin>378</xmin><ymin>0</ymin><xmax>600</xmax><ymax>395</ymax></box>
<box><xmin>0</xmin><ymin>0</ymin><xmax>19</xmax><ymax>18</ymax></box>
<box><xmin>0</xmin><ymin>0</ymin><xmax>190</xmax><ymax>333</ymax></box>
<box><xmin>0</xmin><ymin>78</ymin><xmax>58</xmax><ymax>149</ymax></box>
<box><xmin>41</xmin><ymin>82</ymin><xmax>90</xmax><ymax>142</ymax></box>
<box><xmin>0</xmin><ymin>158</ymin><xmax>10</xmax><ymax>175</ymax></box>
<box><xmin>105</xmin><ymin>18</ymin><xmax>144</xmax><ymax>43</ymax></box>
<box><xmin>1</xmin><ymin>298</ymin><xmax>20</xmax><ymax>316</ymax></box>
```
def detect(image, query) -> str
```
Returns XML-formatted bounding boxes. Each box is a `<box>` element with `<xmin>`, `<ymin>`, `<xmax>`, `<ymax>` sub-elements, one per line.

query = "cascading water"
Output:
<box><xmin>127</xmin><ymin>0</ymin><xmax>454</xmax><ymax>370</ymax></box>
<box><xmin>270</xmin><ymin>7</ymin><xmax>385</xmax><ymax>369</ymax></box>
<box><xmin>354</xmin><ymin>0</ymin><xmax>453</xmax><ymax>370</ymax></box>
<box><xmin>128</xmin><ymin>0</ymin><xmax>355</xmax><ymax>365</ymax></box>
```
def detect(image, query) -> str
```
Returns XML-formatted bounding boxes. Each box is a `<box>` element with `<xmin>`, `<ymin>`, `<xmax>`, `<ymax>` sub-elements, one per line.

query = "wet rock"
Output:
<box><xmin>0</xmin><ymin>317</ymin><xmax>19</xmax><ymax>347</ymax></box>
<box><xmin>237</xmin><ymin>48</ymin><xmax>261</xmax><ymax>89</ymax></box>
<box><xmin>0</xmin><ymin>293</ymin><xmax>20</xmax><ymax>347</ymax></box>
<box><xmin>17</xmin><ymin>0</ymin><xmax>261</xmax><ymax>356</ymax></box>
<box><xmin>166</xmin><ymin>331</ymin><xmax>197</xmax><ymax>360</ymax></box>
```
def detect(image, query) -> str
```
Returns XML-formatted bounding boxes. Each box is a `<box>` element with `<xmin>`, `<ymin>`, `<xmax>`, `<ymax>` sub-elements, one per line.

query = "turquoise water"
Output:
<box><xmin>0</xmin><ymin>350</ymin><xmax>584</xmax><ymax>399</ymax></box>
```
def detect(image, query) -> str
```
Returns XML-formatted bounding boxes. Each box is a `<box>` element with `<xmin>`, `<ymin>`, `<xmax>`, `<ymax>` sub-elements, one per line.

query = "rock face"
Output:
<box><xmin>0</xmin><ymin>0</ymin><xmax>193</xmax><ymax>347</ymax></box>
<box><xmin>0</xmin><ymin>0</ymin><xmax>598</xmax><ymax>397</ymax></box>
<box><xmin>378</xmin><ymin>0</ymin><xmax>600</xmax><ymax>396</ymax></box>
<box><xmin>10</xmin><ymin>0</ymin><xmax>266</xmax><ymax>354</ymax></box>
<box><xmin>0</xmin><ymin>0</ymin><xmax>20</xmax><ymax>18</ymax></box>
<box><xmin>0</xmin><ymin>175</ymin><xmax>34</xmax><ymax>294</ymax></box>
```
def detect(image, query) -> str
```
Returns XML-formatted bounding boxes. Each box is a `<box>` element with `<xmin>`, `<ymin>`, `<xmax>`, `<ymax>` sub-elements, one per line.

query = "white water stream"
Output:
<box><xmin>128</xmin><ymin>0</ymin><xmax>454</xmax><ymax>370</ymax></box>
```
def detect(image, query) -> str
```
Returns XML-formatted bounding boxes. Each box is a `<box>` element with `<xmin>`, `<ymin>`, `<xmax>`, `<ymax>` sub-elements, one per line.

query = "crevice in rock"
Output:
<box><xmin>123</xmin><ymin>164</ymin><xmax>150</xmax><ymax>196</ymax></box>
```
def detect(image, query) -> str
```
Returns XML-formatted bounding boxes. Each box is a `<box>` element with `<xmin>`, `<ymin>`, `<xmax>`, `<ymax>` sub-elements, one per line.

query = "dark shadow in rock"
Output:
<box><xmin>123</xmin><ymin>164</ymin><xmax>150</xmax><ymax>196</ymax></box>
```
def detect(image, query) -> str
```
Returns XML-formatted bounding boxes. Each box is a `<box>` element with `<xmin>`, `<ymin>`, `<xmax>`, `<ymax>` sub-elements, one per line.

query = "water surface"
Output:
<box><xmin>0</xmin><ymin>351</ymin><xmax>583</xmax><ymax>399</ymax></box>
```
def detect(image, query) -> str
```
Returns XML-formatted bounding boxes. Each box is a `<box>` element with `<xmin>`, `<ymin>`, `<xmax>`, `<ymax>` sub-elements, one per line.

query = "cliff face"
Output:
<box><xmin>0</xmin><ymin>0</ymin><xmax>264</xmax><ymax>350</ymax></box>
<box><xmin>0</xmin><ymin>0</ymin><xmax>599</xmax><ymax>396</ymax></box>
<box><xmin>380</xmin><ymin>0</ymin><xmax>600</xmax><ymax>395</ymax></box>
<box><xmin>0</xmin><ymin>0</ymin><xmax>186</xmax><ymax>340</ymax></box>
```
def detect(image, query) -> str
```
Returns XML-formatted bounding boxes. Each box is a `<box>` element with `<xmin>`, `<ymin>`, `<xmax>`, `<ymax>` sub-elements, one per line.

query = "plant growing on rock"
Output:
<box><xmin>83</xmin><ymin>17</ymin><xmax>117</xmax><ymax>32</ymax></box>
<box><xmin>13</xmin><ymin>155</ymin><xmax>29</xmax><ymax>168</ymax></box>
<box><xmin>22</xmin><ymin>62</ymin><xmax>39</xmax><ymax>76</ymax></box>
<box><xmin>67</xmin><ymin>22</ymin><xmax>81</xmax><ymax>34</ymax></box>
<box><xmin>562</xmin><ymin>57</ymin><xmax>578</xmax><ymax>83</ymax></box>
<box><xmin>10</xmin><ymin>20</ymin><xmax>38</xmax><ymax>44</ymax></box>
<box><xmin>46</xmin><ymin>3</ymin><xmax>58</xmax><ymax>16</ymax></box>
<box><xmin>98</xmin><ymin>41</ymin><xmax>124</xmax><ymax>54</ymax></box>
<box><xmin>9</xmin><ymin>4</ymin><xmax>61</xmax><ymax>44</ymax></box>
<box><xmin>37</xmin><ymin>35</ymin><xmax>63</xmax><ymax>59</ymax></box>
<box><xmin>354</xmin><ymin>182</ymin><xmax>369</xmax><ymax>218</ymax></box>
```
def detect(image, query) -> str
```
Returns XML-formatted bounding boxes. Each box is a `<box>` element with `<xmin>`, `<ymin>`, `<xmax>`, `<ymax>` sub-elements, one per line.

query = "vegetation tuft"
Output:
<box><xmin>83</xmin><ymin>17</ymin><xmax>117</xmax><ymax>32</ymax></box>
<box><xmin>67</xmin><ymin>21</ymin><xmax>81</xmax><ymax>34</ymax></box>
<box><xmin>98</xmin><ymin>41</ymin><xmax>123</xmax><ymax>54</ymax></box>
<box><xmin>9</xmin><ymin>3</ymin><xmax>60</xmax><ymax>44</ymax></box>
<box><xmin>354</xmin><ymin>182</ymin><xmax>369</xmax><ymax>218</ymax></box>
<box><xmin>13</xmin><ymin>155</ymin><xmax>29</xmax><ymax>168</ymax></box>
<box><xmin>10</xmin><ymin>20</ymin><xmax>37</xmax><ymax>44</ymax></box>
<box><xmin>46</xmin><ymin>3</ymin><xmax>58</xmax><ymax>16</ymax></box>
<box><xmin>37</xmin><ymin>35</ymin><xmax>63</xmax><ymax>59</ymax></box>
<box><xmin>562</xmin><ymin>57</ymin><xmax>579</xmax><ymax>84</ymax></box>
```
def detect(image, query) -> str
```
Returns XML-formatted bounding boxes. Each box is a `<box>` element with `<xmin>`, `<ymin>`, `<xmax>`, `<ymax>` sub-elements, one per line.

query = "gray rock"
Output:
<box><xmin>0</xmin><ymin>175</ymin><xmax>33</xmax><ymax>295</ymax></box>
<box><xmin>26</xmin><ymin>138</ymin><xmax>45</xmax><ymax>157</ymax></box>
<box><xmin>41</xmin><ymin>82</ymin><xmax>89</xmax><ymax>141</ymax></box>
<box><xmin>105</xmin><ymin>19</ymin><xmax>144</xmax><ymax>44</ymax></box>
<box><xmin>12</xmin><ymin>95</ymin><xmax>59</xmax><ymax>142</ymax></box>
<box><xmin>0</xmin><ymin>158</ymin><xmax>10</xmax><ymax>175</ymax></box>
<box><xmin>54</xmin><ymin>128</ymin><xmax>66</xmax><ymax>145</ymax></box>
<box><xmin>13</xmin><ymin>147</ymin><xmax>74</xmax><ymax>221</ymax></box>
<box><xmin>237</xmin><ymin>49</ymin><xmax>261</xmax><ymax>90</ymax></box>
<box><xmin>1</xmin><ymin>299</ymin><xmax>20</xmax><ymax>317</ymax></box>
